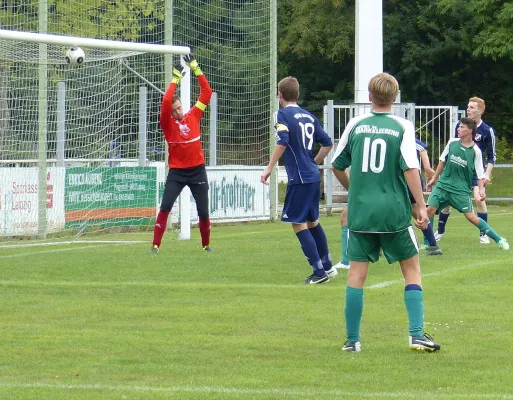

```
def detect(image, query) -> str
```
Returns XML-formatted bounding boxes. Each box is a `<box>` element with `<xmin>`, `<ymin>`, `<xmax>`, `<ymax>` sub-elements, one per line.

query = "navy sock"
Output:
<box><xmin>437</xmin><ymin>211</ymin><xmax>450</xmax><ymax>234</ymax></box>
<box><xmin>309</xmin><ymin>224</ymin><xmax>332</xmax><ymax>270</ymax></box>
<box><xmin>296</xmin><ymin>229</ymin><xmax>324</xmax><ymax>276</ymax></box>
<box><xmin>422</xmin><ymin>222</ymin><xmax>437</xmax><ymax>247</ymax></box>
<box><xmin>477</xmin><ymin>212</ymin><xmax>488</xmax><ymax>236</ymax></box>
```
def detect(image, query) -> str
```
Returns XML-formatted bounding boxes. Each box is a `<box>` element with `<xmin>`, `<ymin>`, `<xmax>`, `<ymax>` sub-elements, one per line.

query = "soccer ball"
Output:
<box><xmin>65</xmin><ymin>47</ymin><xmax>85</xmax><ymax>66</ymax></box>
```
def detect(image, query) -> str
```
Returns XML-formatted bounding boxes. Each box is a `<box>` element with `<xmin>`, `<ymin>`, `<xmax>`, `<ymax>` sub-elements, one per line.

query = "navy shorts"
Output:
<box><xmin>408</xmin><ymin>174</ymin><xmax>425</xmax><ymax>204</ymax></box>
<box><xmin>281</xmin><ymin>182</ymin><xmax>320</xmax><ymax>224</ymax></box>
<box><xmin>471</xmin><ymin>177</ymin><xmax>489</xmax><ymax>188</ymax></box>
<box><xmin>472</xmin><ymin>162</ymin><xmax>488</xmax><ymax>187</ymax></box>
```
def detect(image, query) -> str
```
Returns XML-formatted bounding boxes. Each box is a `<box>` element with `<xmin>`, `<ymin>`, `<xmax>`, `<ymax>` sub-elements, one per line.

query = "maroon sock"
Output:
<box><xmin>153</xmin><ymin>210</ymin><xmax>170</xmax><ymax>247</ymax></box>
<box><xmin>198</xmin><ymin>218</ymin><xmax>211</xmax><ymax>247</ymax></box>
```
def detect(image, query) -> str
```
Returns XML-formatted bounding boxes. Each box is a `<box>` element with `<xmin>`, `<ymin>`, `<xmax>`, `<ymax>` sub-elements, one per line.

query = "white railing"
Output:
<box><xmin>319</xmin><ymin>103</ymin><xmax>513</xmax><ymax>210</ymax></box>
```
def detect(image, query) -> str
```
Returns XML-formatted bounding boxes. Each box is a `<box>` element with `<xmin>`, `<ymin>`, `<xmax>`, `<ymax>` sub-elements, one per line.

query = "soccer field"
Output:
<box><xmin>1</xmin><ymin>207</ymin><xmax>513</xmax><ymax>399</ymax></box>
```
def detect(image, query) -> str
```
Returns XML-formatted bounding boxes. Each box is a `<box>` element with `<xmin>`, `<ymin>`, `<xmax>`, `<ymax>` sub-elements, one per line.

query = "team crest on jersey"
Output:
<box><xmin>474</xmin><ymin>133</ymin><xmax>481</xmax><ymax>141</ymax></box>
<box><xmin>177</xmin><ymin>122</ymin><xmax>191</xmax><ymax>138</ymax></box>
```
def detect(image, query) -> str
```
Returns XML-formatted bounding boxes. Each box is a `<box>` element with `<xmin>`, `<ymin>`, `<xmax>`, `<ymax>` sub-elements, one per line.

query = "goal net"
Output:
<box><xmin>0</xmin><ymin>35</ymin><xmax>186</xmax><ymax>240</ymax></box>
<box><xmin>0</xmin><ymin>0</ymin><xmax>275</xmax><ymax>244</ymax></box>
<box><xmin>171</xmin><ymin>0</ymin><xmax>274</xmax><ymax>166</ymax></box>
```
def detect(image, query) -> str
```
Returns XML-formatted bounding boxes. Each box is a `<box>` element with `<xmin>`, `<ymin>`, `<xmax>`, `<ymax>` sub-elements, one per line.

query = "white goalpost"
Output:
<box><xmin>0</xmin><ymin>29</ymin><xmax>193</xmax><ymax>242</ymax></box>
<box><xmin>0</xmin><ymin>0</ymin><xmax>275</xmax><ymax>246</ymax></box>
<box><xmin>0</xmin><ymin>29</ymin><xmax>190</xmax><ymax>55</ymax></box>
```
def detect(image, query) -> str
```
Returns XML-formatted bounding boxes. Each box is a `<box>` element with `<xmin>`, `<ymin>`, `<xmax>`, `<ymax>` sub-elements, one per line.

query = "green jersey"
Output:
<box><xmin>437</xmin><ymin>138</ymin><xmax>485</xmax><ymax>194</ymax></box>
<box><xmin>331</xmin><ymin>112</ymin><xmax>419</xmax><ymax>233</ymax></box>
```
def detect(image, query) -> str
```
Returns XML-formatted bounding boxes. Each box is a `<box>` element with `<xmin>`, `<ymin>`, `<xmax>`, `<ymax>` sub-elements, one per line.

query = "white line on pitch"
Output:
<box><xmin>0</xmin><ymin>279</ymin><xmax>322</xmax><ymax>289</ymax></box>
<box><xmin>0</xmin><ymin>240</ymin><xmax>146</xmax><ymax>249</ymax></box>
<box><xmin>0</xmin><ymin>242</ymin><xmax>143</xmax><ymax>260</ymax></box>
<box><xmin>1</xmin><ymin>211</ymin><xmax>511</xmax><ymax>250</ymax></box>
<box><xmin>366</xmin><ymin>258</ymin><xmax>505</xmax><ymax>289</ymax></box>
<box><xmin>0</xmin><ymin>245</ymin><xmax>113</xmax><ymax>259</ymax></box>
<box><xmin>0</xmin><ymin>382</ymin><xmax>511</xmax><ymax>399</ymax></box>
<box><xmin>0</xmin><ymin>257</ymin><xmax>508</xmax><ymax>288</ymax></box>
<box><xmin>0</xmin><ymin>256</ymin><xmax>508</xmax><ymax>288</ymax></box>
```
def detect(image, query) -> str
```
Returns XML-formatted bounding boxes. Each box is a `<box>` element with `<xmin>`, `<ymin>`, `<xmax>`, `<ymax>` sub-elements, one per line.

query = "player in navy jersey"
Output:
<box><xmin>261</xmin><ymin>76</ymin><xmax>335</xmax><ymax>284</ymax></box>
<box><xmin>411</xmin><ymin>139</ymin><xmax>441</xmax><ymax>254</ymax></box>
<box><xmin>435</xmin><ymin>97</ymin><xmax>496</xmax><ymax>243</ymax></box>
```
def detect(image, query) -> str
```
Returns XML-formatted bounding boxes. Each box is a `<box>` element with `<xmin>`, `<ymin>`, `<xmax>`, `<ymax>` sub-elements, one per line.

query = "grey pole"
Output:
<box><xmin>56</xmin><ymin>82</ymin><xmax>66</xmax><ymax>168</ymax></box>
<box><xmin>38</xmin><ymin>0</ymin><xmax>48</xmax><ymax>238</ymax></box>
<box><xmin>269</xmin><ymin>0</ymin><xmax>278</xmax><ymax>221</ymax></box>
<box><xmin>325</xmin><ymin>100</ymin><xmax>334</xmax><ymax>215</ymax></box>
<box><xmin>209</xmin><ymin>92</ymin><xmax>217</xmax><ymax>166</ymax></box>
<box><xmin>139</xmin><ymin>86</ymin><xmax>147</xmax><ymax>167</ymax></box>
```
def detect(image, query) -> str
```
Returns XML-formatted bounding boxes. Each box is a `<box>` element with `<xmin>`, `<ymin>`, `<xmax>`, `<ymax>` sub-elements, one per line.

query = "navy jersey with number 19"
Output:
<box><xmin>274</xmin><ymin>105</ymin><xmax>333</xmax><ymax>185</ymax></box>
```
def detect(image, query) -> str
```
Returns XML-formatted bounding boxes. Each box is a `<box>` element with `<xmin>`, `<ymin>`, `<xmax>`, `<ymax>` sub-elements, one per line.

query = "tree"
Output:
<box><xmin>277</xmin><ymin>0</ymin><xmax>355</xmax><ymax>112</ymax></box>
<box><xmin>438</xmin><ymin>0</ymin><xmax>513</xmax><ymax>61</ymax></box>
<box><xmin>383</xmin><ymin>0</ymin><xmax>513</xmax><ymax>139</ymax></box>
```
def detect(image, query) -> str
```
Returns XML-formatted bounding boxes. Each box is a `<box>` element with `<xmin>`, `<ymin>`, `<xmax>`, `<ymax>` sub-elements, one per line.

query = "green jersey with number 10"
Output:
<box><xmin>331</xmin><ymin>112</ymin><xmax>420</xmax><ymax>233</ymax></box>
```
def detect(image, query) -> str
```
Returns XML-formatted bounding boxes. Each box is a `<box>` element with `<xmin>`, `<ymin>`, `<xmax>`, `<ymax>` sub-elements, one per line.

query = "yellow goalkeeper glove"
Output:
<box><xmin>171</xmin><ymin>64</ymin><xmax>185</xmax><ymax>84</ymax></box>
<box><xmin>184</xmin><ymin>53</ymin><xmax>203</xmax><ymax>76</ymax></box>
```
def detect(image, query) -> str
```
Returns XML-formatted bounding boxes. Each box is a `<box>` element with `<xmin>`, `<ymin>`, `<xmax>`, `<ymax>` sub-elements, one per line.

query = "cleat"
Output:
<box><xmin>333</xmin><ymin>261</ymin><xmax>350</xmax><ymax>270</ymax></box>
<box><xmin>418</xmin><ymin>244</ymin><xmax>429</xmax><ymax>251</ymax></box>
<box><xmin>342</xmin><ymin>340</ymin><xmax>361</xmax><ymax>352</ymax></box>
<box><xmin>497</xmin><ymin>238</ymin><xmax>509</xmax><ymax>251</ymax></box>
<box><xmin>480</xmin><ymin>235</ymin><xmax>491</xmax><ymax>244</ymax></box>
<box><xmin>325</xmin><ymin>266</ymin><xmax>338</xmax><ymax>278</ymax></box>
<box><xmin>149</xmin><ymin>245</ymin><xmax>159</xmax><ymax>254</ymax></box>
<box><xmin>203</xmin><ymin>246</ymin><xmax>214</xmax><ymax>253</ymax></box>
<box><xmin>409</xmin><ymin>333</ymin><xmax>441</xmax><ymax>352</ymax></box>
<box><xmin>425</xmin><ymin>245</ymin><xmax>443</xmax><ymax>256</ymax></box>
<box><xmin>434</xmin><ymin>232</ymin><xmax>444</xmax><ymax>242</ymax></box>
<box><xmin>303</xmin><ymin>273</ymin><xmax>330</xmax><ymax>285</ymax></box>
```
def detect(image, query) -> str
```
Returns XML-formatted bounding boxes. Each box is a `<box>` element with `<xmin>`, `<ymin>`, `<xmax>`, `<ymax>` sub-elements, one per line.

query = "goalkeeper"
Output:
<box><xmin>150</xmin><ymin>54</ymin><xmax>213</xmax><ymax>253</ymax></box>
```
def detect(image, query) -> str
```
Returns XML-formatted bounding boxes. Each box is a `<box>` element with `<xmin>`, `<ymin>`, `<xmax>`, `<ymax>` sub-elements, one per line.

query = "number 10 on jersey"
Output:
<box><xmin>362</xmin><ymin>137</ymin><xmax>386</xmax><ymax>173</ymax></box>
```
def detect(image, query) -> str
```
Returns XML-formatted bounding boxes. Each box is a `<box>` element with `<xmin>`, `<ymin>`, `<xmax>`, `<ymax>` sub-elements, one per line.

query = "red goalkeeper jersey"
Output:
<box><xmin>159</xmin><ymin>74</ymin><xmax>213</xmax><ymax>169</ymax></box>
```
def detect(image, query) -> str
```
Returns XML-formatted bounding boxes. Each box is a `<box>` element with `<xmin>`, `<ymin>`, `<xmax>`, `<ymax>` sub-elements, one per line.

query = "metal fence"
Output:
<box><xmin>320</xmin><ymin>103</ymin><xmax>513</xmax><ymax>208</ymax></box>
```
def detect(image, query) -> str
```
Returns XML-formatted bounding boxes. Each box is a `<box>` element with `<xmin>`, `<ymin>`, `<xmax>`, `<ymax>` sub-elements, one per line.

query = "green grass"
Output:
<box><xmin>487</xmin><ymin>167</ymin><xmax>513</xmax><ymax>198</ymax></box>
<box><xmin>1</xmin><ymin>208</ymin><xmax>513</xmax><ymax>399</ymax></box>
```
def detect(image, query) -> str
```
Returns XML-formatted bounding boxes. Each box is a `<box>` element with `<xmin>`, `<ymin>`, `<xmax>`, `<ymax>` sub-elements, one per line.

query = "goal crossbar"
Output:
<box><xmin>0</xmin><ymin>29</ymin><xmax>190</xmax><ymax>55</ymax></box>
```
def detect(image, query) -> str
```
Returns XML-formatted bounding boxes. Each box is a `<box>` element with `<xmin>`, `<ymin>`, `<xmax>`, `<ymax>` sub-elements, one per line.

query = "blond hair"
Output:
<box><xmin>469</xmin><ymin>97</ymin><xmax>485</xmax><ymax>113</ymax></box>
<box><xmin>278</xmin><ymin>76</ymin><xmax>300</xmax><ymax>102</ymax></box>
<box><xmin>368</xmin><ymin>73</ymin><xmax>399</xmax><ymax>106</ymax></box>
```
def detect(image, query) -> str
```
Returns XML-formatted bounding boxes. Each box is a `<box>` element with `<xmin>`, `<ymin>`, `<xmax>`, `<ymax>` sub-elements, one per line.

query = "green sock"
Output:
<box><xmin>345</xmin><ymin>285</ymin><xmax>363</xmax><ymax>342</ymax></box>
<box><xmin>404</xmin><ymin>288</ymin><xmax>424</xmax><ymax>337</ymax></box>
<box><xmin>477</xmin><ymin>218</ymin><xmax>501</xmax><ymax>243</ymax></box>
<box><xmin>342</xmin><ymin>226</ymin><xmax>349</xmax><ymax>265</ymax></box>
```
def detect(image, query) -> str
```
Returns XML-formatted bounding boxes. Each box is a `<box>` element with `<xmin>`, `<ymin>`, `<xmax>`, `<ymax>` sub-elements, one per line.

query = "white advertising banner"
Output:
<box><xmin>207</xmin><ymin>166</ymin><xmax>270</xmax><ymax>222</ymax></box>
<box><xmin>155</xmin><ymin>164</ymin><xmax>271</xmax><ymax>223</ymax></box>
<box><xmin>0</xmin><ymin>164</ymin><xmax>271</xmax><ymax>236</ymax></box>
<box><xmin>0</xmin><ymin>167</ymin><xmax>65</xmax><ymax>236</ymax></box>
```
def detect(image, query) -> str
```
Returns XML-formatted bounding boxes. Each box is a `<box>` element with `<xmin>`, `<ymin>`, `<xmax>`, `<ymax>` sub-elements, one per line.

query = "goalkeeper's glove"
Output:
<box><xmin>171</xmin><ymin>64</ymin><xmax>185</xmax><ymax>84</ymax></box>
<box><xmin>184</xmin><ymin>53</ymin><xmax>203</xmax><ymax>76</ymax></box>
